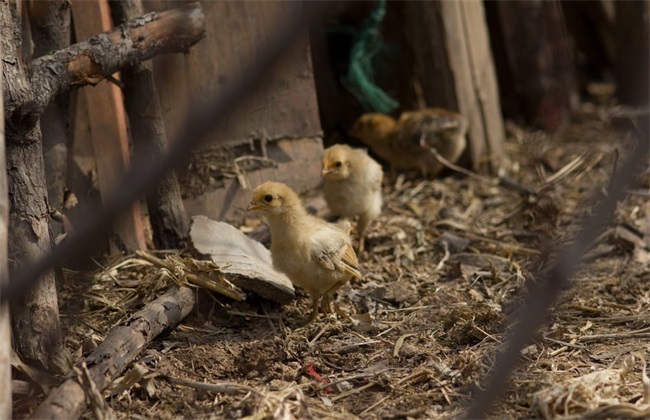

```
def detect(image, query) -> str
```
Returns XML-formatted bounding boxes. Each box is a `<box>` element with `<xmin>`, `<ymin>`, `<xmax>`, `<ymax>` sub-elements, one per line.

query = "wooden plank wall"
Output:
<box><xmin>145</xmin><ymin>1</ymin><xmax>323</xmax><ymax>222</ymax></box>
<box><xmin>488</xmin><ymin>1</ymin><xmax>579</xmax><ymax>131</ymax></box>
<box><xmin>71</xmin><ymin>0</ymin><xmax>147</xmax><ymax>252</ymax></box>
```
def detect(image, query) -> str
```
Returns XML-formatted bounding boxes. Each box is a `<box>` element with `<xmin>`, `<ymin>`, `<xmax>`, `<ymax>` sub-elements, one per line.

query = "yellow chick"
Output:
<box><xmin>321</xmin><ymin>144</ymin><xmax>383</xmax><ymax>252</ymax></box>
<box><xmin>246</xmin><ymin>181</ymin><xmax>362</xmax><ymax>321</ymax></box>
<box><xmin>349</xmin><ymin>108</ymin><xmax>468</xmax><ymax>178</ymax></box>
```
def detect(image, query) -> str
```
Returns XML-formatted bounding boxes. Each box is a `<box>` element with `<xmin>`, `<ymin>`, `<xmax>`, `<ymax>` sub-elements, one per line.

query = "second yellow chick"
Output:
<box><xmin>321</xmin><ymin>144</ymin><xmax>383</xmax><ymax>252</ymax></box>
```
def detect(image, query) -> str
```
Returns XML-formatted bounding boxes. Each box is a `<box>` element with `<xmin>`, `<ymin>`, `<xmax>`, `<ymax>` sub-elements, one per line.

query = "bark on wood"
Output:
<box><xmin>1</xmin><ymin>0</ymin><xmax>63</xmax><ymax>371</ymax></box>
<box><xmin>71</xmin><ymin>0</ymin><xmax>147</xmax><ymax>253</ymax></box>
<box><xmin>490</xmin><ymin>0</ymin><xmax>579</xmax><ymax>130</ymax></box>
<box><xmin>29</xmin><ymin>0</ymin><xmax>70</xmax><ymax>57</ymax></box>
<box><xmin>403</xmin><ymin>1</ymin><xmax>505</xmax><ymax>173</ymax></box>
<box><xmin>29</xmin><ymin>286</ymin><xmax>195</xmax><ymax>420</ymax></box>
<box><xmin>0</xmin><ymin>28</ymin><xmax>12</xmax><ymax>420</ymax></box>
<box><xmin>29</xmin><ymin>0</ymin><xmax>71</xmax><ymax>237</ymax></box>
<box><xmin>27</xmin><ymin>1</ymin><xmax>205</xmax><ymax>112</ymax></box>
<box><xmin>458</xmin><ymin>1</ymin><xmax>505</xmax><ymax>174</ymax></box>
<box><xmin>111</xmin><ymin>0</ymin><xmax>189</xmax><ymax>249</ymax></box>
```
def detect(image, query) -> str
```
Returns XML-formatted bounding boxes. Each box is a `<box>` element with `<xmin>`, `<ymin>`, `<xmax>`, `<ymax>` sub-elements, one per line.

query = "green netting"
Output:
<box><xmin>342</xmin><ymin>0</ymin><xmax>399</xmax><ymax>114</ymax></box>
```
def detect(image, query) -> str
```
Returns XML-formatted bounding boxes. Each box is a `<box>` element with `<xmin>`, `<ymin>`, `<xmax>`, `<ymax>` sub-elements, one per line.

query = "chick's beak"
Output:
<box><xmin>246</xmin><ymin>201</ymin><xmax>261</xmax><ymax>212</ymax></box>
<box><xmin>321</xmin><ymin>167</ymin><xmax>331</xmax><ymax>177</ymax></box>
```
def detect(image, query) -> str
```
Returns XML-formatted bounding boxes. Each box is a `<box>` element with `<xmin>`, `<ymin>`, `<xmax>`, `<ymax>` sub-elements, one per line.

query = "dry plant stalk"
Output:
<box><xmin>533</xmin><ymin>354</ymin><xmax>650</xmax><ymax>419</ymax></box>
<box><xmin>135</xmin><ymin>250</ymin><xmax>246</xmax><ymax>301</ymax></box>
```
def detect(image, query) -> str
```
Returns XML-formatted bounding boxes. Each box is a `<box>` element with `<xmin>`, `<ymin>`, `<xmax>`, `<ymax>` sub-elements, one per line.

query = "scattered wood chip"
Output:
<box><xmin>136</xmin><ymin>250</ymin><xmax>246</xmax><ymax>302</ymax></box>
<box><xmin>393</xmin><ymin>334</ymin><xmax>416</xmax><ymax>358</ymax></box>
<box><xmin>190</xmin><ymin>216</ymin><xmax>294</xmax><ymax>304</ymax></box>
<box><xmin>10</xmin><ymin>350</ymin><xmax>60</xmax><ymax>393</ymax></box>
<box><xmin>533</xmin><ymin>358</ymin><xmax>650</xmax><ymax>419</ymax></box>
<box><xmin>110</xmin><ymin>363</ymin><xmax>153</xmax><ymax>398</ymax></box>
<box><xmin>349</xmin><ymin>313</ymin><xmax>373</xmax><ymax>333</ymax></box>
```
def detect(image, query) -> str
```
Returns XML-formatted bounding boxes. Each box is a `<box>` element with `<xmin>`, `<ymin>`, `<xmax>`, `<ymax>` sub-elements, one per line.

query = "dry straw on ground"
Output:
<box><xmin>14</xmin><ymin>109</ymin><xmax>650</xmax><ymax>419</ymax></box>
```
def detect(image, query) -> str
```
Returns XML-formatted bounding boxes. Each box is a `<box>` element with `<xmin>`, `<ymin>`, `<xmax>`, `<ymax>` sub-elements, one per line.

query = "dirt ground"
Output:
<box><xmin>15</xmin><ymin>108</ymin><xmax>650</xmax><ymax>419</ymax></box>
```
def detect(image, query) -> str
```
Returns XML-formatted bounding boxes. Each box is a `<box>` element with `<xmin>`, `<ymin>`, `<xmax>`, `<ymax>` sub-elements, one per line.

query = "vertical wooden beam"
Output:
<box><xmin>458</xmin><ymin>1</ymin><xmax>505</xmax><ymax>173</ymax></box>
<box><xmin>404</xmin><ymin>1</ymin><xmax>505</xmax><ymax>173</ymax></box>
<box><xmin>29</xmin><ymin>0</ymin><xmax>72</xmax><ymax>238</ymax></box>
<box><xmin>0</xmin><ymin>26</ymin><xmax>11</xmax><ymax>419</ymax></box>
<box><xmin>71</xmin><ymin>0</ymin><xmax>146</xmax><ymax>252</ymax></box>
<box><xmin>110</xmin><ymin>0</ymin><xmax>189</xmax><ymax>250</ymax></box>
<box><xmin>439</xmin><ymin>1</ymin><xmax>489</xmax><ymax>171</ymax></box>
<box><xmin>2</xmin><ymin>0</ymin><xmax>63</xmax><ymax>371</ymax></box>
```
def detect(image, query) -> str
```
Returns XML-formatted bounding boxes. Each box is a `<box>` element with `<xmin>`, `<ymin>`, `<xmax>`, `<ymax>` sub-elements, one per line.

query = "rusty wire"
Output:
<box><xmin>465</xmin><ymin>116</ymin><xmax>649</xmax><ymax>418</ymax></box>
<box><xmin>1</xmin><ymin>2</ymin><xmax>648</xmax><ymax>416</ymax></box>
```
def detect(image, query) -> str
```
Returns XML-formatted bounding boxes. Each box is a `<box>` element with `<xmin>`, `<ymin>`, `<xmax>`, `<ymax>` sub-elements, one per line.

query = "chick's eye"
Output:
<box><xmin>264</xmin><ymin>194</ymin><xmax>273</xmax><ymax>203</ymax></box>
<box><xmin>335</xmin><ymin>162</ymin><xmax>342</xmax><ymax>168</ymax></box>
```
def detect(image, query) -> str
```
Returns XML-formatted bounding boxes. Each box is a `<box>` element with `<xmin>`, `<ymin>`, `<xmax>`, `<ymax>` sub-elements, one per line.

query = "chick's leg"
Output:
<box><xmin>309</xmin><ymin>295</ymin><xmax>320</xmax><ymax>322</ymax></box>
<box><xmin>323</xmin><ymin>290</ymin><xmax>349</xmax><ymax>319</ymax></box>
<box><xmin>356</xmin><ymin>213</ymin><xmax>372</xmax><ymax>252</ymax></box>
<box><xmin>321</xmin><ymin>280</ymin><xmax>349</xmax><ymax>316</ymax></box>
<box><xmin>320</xmin><ymin>294</ymin><xmax>332</xmax><ymax>315</ymax></box>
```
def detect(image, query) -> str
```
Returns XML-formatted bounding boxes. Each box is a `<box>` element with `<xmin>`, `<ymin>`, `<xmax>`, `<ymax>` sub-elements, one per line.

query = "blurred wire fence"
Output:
<box><xmin>1</xmin><ymin>3</ymin><xmax>648</xmax><ymax>416</ymax></box>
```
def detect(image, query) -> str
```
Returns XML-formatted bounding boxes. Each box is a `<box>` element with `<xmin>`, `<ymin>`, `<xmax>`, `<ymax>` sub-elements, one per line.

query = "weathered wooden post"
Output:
<box><xmin>1</xmin><ymin>0</ymin><xmax>64</xmax><ymax>371</ymax></box>
<box><xmin>110</xmin><ymin>0</ymin><xmax>189</xmax><ymax>249</ymax></box>
<box><xmin>403</xmin><ymin>1</ymin><xmax>505</xmax><ymax>173</ymax></box>
<box><xmin>0</xmin><ymin>25</ymin><xmax>11</xmax><ymax>418</ymax></box>
<box><xmin>71</xmin><ymin>0</ymin><xmax>148</xmax><ymax>252</ymax></box>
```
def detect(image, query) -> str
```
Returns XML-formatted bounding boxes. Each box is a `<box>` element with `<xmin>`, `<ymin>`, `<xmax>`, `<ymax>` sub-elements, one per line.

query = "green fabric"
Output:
<box><xmin>343</xmin><ymin>0</ymin><xmax>399</xmax><ymax>113</ymax></box>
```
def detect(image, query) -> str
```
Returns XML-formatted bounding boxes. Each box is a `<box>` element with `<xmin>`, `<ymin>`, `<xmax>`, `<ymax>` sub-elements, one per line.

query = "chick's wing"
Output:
<box><xmin>310</xmin><ymin>226</ymin><xmax>362</xmax><ymax>280</ymax></box>
<box><xmin>368</xmin><ymin>161</ymin><xmax>383</xmax><ymax>190</ymax></box>
<box><xmin>398</xmin><ymin>110</ymin><xmax>465</xmax><ymax>149</ymax></box>
<box><xmin>352</xmin><ymin>150</ymin><xmax>382</xmax><ymax>190</ymax></box>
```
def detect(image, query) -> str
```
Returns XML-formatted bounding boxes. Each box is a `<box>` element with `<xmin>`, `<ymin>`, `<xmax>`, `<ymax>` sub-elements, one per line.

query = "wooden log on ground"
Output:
<box><xmin>189</xmin><ymin>216</ymin><xmax>294</xmax><ymax>304</ymax></box>
<box><xmin>0</xmin><ymin>29</ymin><xmax>11</xmax><ymax>420</ymax></box>
<box><xmin>403</xmin><ymin>1</ymin><xmax>505</xmax><ymax>174</ymax></box>
<box><xmin>1</xmin><ymin>0</ymin><xmax>64</xmax><ymax>371</ymax></box>
<box><xmin>110</xmin><ymin>0</ymin><xmax>190</xmax><ymax>249</ymax></box>
<box><xmin>29</xmin><ymin>286</ymin><xmax>195</xmax><ymax>419</ymax></box>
